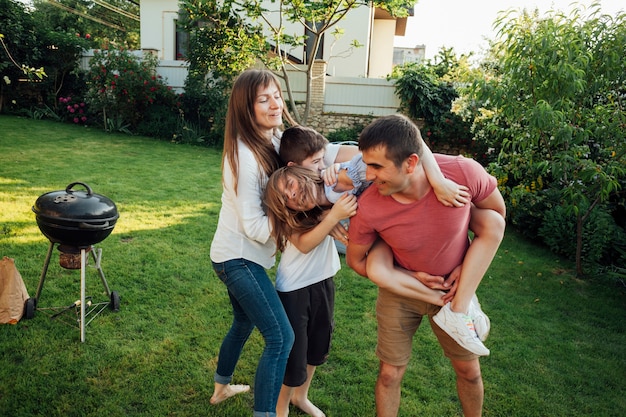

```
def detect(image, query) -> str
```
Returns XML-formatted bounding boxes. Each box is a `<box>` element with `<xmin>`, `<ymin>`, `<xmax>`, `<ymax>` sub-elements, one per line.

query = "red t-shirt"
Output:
<box><xmin>349</xmin><ymin>154</ymin><xmax>497</xmax><ymax>277</ymax></box>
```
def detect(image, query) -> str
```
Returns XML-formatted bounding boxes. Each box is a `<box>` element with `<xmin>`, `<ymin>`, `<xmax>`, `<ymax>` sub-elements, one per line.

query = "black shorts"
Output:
<box><xmin>278</xmin><ymin>277</ymin><xmax>335</xmax><ymax>387</ymax></box>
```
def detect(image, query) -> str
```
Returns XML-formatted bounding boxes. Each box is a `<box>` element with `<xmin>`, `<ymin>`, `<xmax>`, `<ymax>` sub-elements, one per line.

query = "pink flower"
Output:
<box><xmin>81</xmin><ymin>116</ymin><xmax>87</xmax><ymax>122</ymax></box>
<box><xmin>85</xmin><ymin>34</ymin><xmax>91</xmax><ymax>39</ymax></box>
<box><xmin>73</xmin><ymin>117</ymin><xmax>79</xmax><ymax>123</ymax></box>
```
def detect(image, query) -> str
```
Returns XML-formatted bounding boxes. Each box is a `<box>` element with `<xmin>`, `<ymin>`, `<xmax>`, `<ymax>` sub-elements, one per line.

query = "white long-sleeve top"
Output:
<box><xmin>210</xmin><ymin>136</ymin><xmax>282</xmax><ymax>269</ymax></box>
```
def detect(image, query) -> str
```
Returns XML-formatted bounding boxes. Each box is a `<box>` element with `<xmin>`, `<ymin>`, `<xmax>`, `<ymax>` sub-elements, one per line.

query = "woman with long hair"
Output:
<box><xmin>209</xmin><ymin>69</ymin><xmax>296</xmax><ymax>416</ymax></box>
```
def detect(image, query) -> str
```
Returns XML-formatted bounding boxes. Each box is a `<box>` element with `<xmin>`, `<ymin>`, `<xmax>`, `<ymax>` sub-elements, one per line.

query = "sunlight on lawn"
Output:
<box><xmin>114</xmin><ymin>203</ymin><xmax>217</xmax><ymax>232</ymax></box>
<box><xmin>1</xmin><ymin>183</ymin><xmax>217</xmax><ymax>243</ymax></box>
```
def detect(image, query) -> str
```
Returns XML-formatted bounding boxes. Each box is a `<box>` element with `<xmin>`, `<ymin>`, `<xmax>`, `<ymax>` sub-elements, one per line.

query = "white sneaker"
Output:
<box><xmin>469</xmin><ymin>295</ymin><xmax>490</xmax><ymax>342</ymax></box>
<box><xmin>433</xmin><ymin>303</ymin><xmax>490</xmax><ymax>356</ymax></box>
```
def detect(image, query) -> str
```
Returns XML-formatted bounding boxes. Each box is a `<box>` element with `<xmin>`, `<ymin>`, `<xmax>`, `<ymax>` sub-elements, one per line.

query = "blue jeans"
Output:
<box><xmin>212</xmin><ymin>259</ymin><xmax>295</xmax><ymax>417</ymax></box>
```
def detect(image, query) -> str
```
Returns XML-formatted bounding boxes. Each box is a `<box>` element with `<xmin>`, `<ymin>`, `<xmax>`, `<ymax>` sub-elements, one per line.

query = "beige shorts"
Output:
<box><xmin>375</xmin><ymin>288</ymin><xmax>478</xmax><ymax>365</ymax></box>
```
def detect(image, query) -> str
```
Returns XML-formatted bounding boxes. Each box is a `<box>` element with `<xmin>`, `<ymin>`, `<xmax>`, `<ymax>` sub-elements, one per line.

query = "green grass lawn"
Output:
<box><xmin>1</xmin><ymin>115</ymin><xmax>625</xmax><ymax>417</ymax></box>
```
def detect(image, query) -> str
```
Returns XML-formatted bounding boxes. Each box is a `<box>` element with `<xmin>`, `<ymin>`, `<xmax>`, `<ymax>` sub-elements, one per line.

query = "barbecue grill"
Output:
<box><xmin>24</xmin><ymin>182</ymin><xmax>120</xmax><ymax>342</ymax></box>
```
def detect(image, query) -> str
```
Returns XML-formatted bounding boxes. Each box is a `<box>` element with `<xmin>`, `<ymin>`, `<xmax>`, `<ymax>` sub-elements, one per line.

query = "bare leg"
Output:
<box><xmin>210</xmin><ymin>382</ymin><xmax>250</xmax><ymax>405</ymax></box>
<box><xmin>277</xmin><ymin>384</ymin><xmax>294</xmax><ymax>417</ymax></box>
<box><xmin>450</xmin><ymin>208</ymin><xmax>505</xmax><ymax>314</ymax></box>
<box><xmin>290</xmin><ymin>365</ymin><xmax>325</xmax><ymax>417</ymax></box>
<box><xmin>450</xmin><ymin>358</ymin><xmax>484</xmax><ymax>417</ymax></box>
<box><xmin>375</xmin><ymin>361</ymin><xmax>406</xmax><ymax>417</ymax></box>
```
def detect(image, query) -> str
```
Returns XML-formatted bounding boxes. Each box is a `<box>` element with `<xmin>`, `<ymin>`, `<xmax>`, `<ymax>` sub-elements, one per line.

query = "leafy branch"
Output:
<box><xmin>0</xmin><ymin>33</ymin><xmax>47</xmax><ymax>80</ymax></box>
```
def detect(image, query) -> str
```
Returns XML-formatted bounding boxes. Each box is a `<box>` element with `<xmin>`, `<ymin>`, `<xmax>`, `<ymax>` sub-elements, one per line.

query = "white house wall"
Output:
<box><xmin>140</xmin><ymin>1</ymin><xmax>401</xmax><ymax>77</ymax></box>
<box><xmin>258</xmin><ymin>3</ymin><xmax>373</xmax><ymax>77</ymax></box>
<box><xmin>368</xmin><ymin>18</ymin><xmax>396</xmax><ymax>78</ymax></box>
<box><xmin>140</xmin><ymin>0</ymin><xmax>179</xmax><ymax>60</ymax></box>
<box><xmin>323</xmin><ymin>7</ymin><xmax>372</xmax><ymax>78</ymax></box>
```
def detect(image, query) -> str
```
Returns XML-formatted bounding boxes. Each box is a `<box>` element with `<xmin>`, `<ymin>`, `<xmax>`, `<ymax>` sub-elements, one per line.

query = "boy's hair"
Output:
<box><xmin>279</xmin><ymin>125</ymin><xmax>329</xmax><ymax>165</ymax></box>
<box><xmin>358</xmin><ymin>114</ymin><xmax>423</xmax><ymax>167</ymax></box>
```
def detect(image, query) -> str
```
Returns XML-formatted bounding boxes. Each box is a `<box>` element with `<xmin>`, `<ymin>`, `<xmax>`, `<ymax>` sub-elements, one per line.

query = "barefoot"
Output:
<box><xmin>292</xmin><ymin>398</ymin><xmax>326</xmax><ymax>417</ymax></box>
<box><xmin>210</xmin><ymin>383</ymin><xmax>250</xmax><ymax>405</ymax></box>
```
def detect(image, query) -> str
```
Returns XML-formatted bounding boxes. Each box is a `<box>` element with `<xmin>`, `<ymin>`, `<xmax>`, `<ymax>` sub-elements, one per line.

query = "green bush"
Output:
<box><xmin>539</xmin><ymin>203</ymin><xmax>625</xmax><ymax>272</ymax></box>
<box><xmin>468</xmin><ymin>6</ymin><xmax>626</xmax><ymax>276</ymax></box>
<box><xmin>179</xmin><ymin>76</ymin><xmax>230</xmax><ymax>146</ymax></box>
<box><xmin>390</xmin><ymin>62</ymin><xmax>473</xmax><ymax>154</ymax></box>
<box><xmin>326</xmin><ymin>123</ymin><xmax>368</xmax><ymax>143</ymax></box>
<box><xmin>85</xmin><ymin>49</ymin><xmax>181</xmax><ymax>134</ymax></box>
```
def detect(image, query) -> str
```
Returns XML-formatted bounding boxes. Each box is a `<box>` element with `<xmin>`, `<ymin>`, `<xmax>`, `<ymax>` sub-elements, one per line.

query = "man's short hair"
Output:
<box><xmin>358</xmin><ymin>114</ymin><xmax>423</xmax><ymax>167</ymax></box>
<box><xmin>279</xmin><ymin>126</ymin><xmax>329</xmax><ymax>165</ymax></box>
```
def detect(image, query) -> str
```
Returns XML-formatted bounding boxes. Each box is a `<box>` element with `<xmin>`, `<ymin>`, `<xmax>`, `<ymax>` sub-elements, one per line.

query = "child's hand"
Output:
<box><xmin>434</xmin><ymin>178</ymin><xmax>470</xmax><ymax>207</ymax></box>
<box><xmin>329</xmin><ymin>193</ymin><xmax>357</xmax><ymax>222</ymax></box>
<box><xmin>329</xmin><ymin>222</ymin><xmax>349</xmax><ymax>245</ymax></box>
<box><xmin>322</xmin><ymin>163</ymin><xmax>341</xmax><ymax>186</ymax></box>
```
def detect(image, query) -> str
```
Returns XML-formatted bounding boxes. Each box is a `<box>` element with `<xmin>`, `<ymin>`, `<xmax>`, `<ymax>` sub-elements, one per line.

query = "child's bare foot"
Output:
<box><xmin>291</xmin><ymin>398</ymin><xmax>326</xmax><ymax>417</ymax></box>
<box><xmin>210</xmin><ymin>383</ymin><xmax>250</xmax><ymax>405</ymax></box>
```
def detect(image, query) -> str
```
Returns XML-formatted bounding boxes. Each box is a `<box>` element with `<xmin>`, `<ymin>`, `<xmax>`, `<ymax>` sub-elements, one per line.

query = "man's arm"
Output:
<box><xmin>346</xmin><ymin>241</ymin><xmax>371</xmax><ymax>277</ymax></box>
<box><xmin>346</xmin><ymin>238</ymin><xmax>447</xmax><ymax>299</ymax></box>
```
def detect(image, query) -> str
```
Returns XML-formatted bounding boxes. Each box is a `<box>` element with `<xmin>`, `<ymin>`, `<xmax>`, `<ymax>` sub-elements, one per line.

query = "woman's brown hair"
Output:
<box><xmin>222</xmin><ymin>69</ymin><xmax>296</xmax><ymax>193</ymax></box>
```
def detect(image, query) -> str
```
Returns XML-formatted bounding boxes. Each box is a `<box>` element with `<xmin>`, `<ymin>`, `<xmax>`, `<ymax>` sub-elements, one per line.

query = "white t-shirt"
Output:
<box><xmin>275</xmin><ymin>142</ymin><xmax>342</xmax><ymax>292</ymax></box>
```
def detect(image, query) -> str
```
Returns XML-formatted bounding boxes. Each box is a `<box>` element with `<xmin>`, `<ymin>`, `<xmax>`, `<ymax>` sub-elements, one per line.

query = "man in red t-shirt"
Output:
<box><xmin>347</xmin><ymin>114</ymin><xmax>506</xmax><ymax>417</ymax></box>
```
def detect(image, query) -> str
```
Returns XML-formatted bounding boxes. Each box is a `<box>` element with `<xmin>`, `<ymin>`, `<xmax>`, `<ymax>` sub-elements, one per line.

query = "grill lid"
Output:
<box><xmin>32</xmin><ymin>182</ymin><xmax>119</xmax><ymax>223</ymax></box>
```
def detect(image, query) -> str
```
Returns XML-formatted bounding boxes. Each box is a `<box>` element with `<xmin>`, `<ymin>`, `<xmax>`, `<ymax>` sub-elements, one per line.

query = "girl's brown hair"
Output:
<box><xmin>222</xmin><ymin>69</ymin><xmax>297</xmax><ymax>193</ymax></box>
<box><xmin>263</xmin><ymin>166</ymin><xmax>327</xmax><ymax>252</ymax></box>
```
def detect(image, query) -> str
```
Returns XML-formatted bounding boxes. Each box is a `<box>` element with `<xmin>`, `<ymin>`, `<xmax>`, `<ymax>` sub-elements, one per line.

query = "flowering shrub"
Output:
<box><xmin>58</xmin><ymin>96</ymin><xmax>88</xmax><ymax>124</ymax></box>
<box><xmin>85</xmin><ymin>49</ymin><xmax>180</xmax><ymax>132</ymax></box>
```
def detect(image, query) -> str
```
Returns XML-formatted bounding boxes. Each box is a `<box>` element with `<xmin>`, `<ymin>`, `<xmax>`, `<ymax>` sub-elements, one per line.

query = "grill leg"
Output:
<box><xmin>35</xmin><ymin>241</ymin><xmax>55</xmax><ymax>301</ymax></box>
<box><xmin>80</xmin><ymin>248</ymin><xmax>86</xmax><ymax>343</ymax></box>
<box><xmin>90</xmin><ymin>246</ymin><xmax>111</xmax><ymax>296</ymax></box>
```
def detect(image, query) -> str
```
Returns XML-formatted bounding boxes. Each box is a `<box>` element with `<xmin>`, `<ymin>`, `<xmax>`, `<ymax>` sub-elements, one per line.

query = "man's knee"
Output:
<box><xmin>452</xmin><ymin>359</ymin><xmax>482</xmax><ymax>383</ymax></box>
<box><xmin>378</xmin><ymin>361</ymin><xmax>406</xmax><ymax>387</ymax></box>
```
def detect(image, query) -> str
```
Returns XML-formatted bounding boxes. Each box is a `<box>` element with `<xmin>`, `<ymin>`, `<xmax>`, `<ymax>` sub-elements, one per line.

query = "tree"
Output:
<box><xmin>179</xmin><ymin>0</ymin><xmax>414</xmax><ymax>124</ymax></box>
<box><xmin>470</xmin><ymin>4</ymin><xmax>626</xmax><ymax>276</ymax></box>
<box><xmin>32</xmin><ymin>0</ymin><xmax>140</xmax><ymax>50</ymax></box>
<box><xmin>0</xmin><ymin>0</ymin><xmax>46</xmax><ymax>112</ymax></box>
